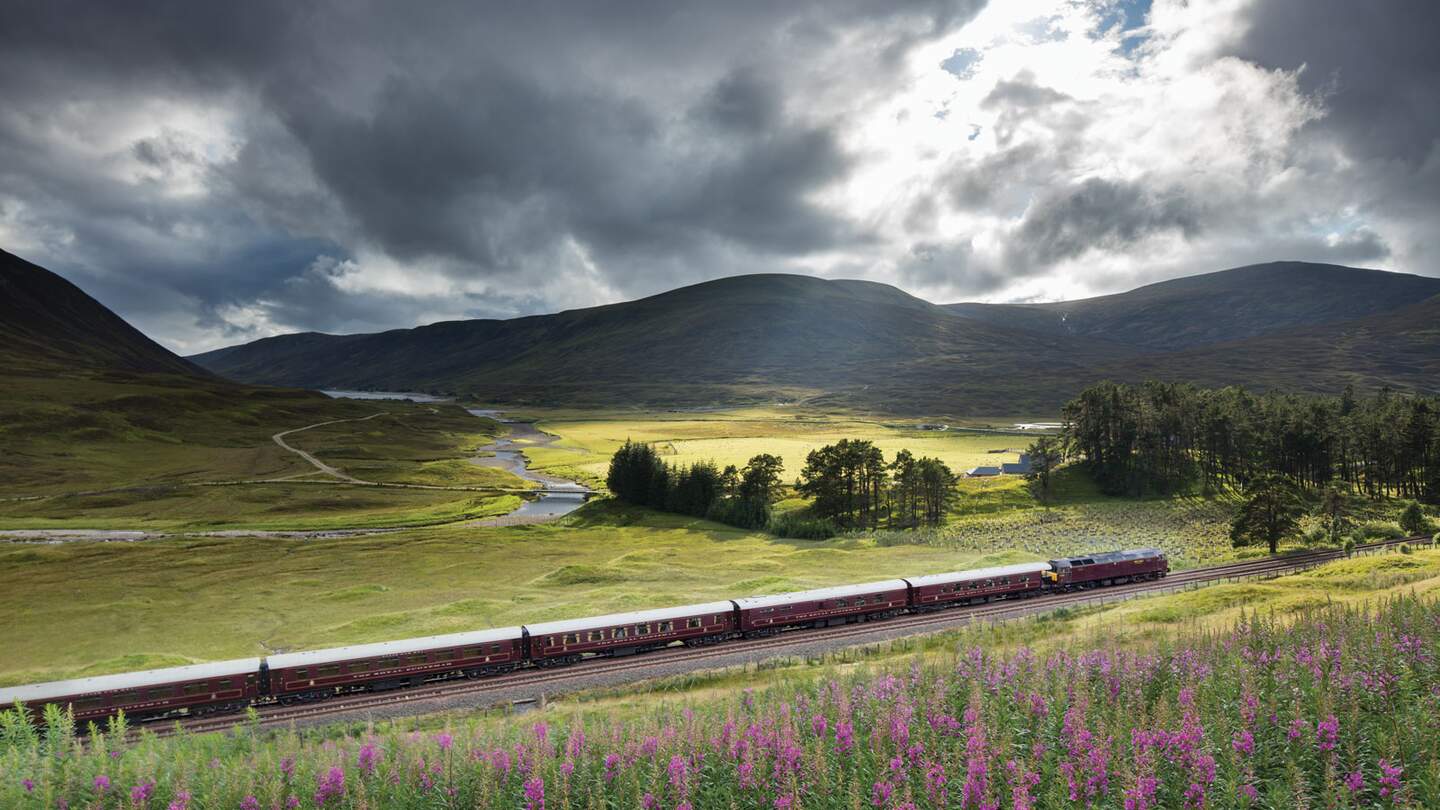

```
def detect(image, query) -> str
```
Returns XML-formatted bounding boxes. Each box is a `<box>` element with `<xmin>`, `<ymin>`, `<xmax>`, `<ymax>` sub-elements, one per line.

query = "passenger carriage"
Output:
<box><xmin>733</xmin><ymin>580</ymin><xmax>909</xmax><ymax>636</ymax></box>
<box><xmin>264</xmin><ymin>627</ymin><xmax>524</xmax><ymax>702</ymax></box>
<box><xmin>0</xmin><ymin>659</ymin><xmax>261</xmax><ymax>723</ymax></box>
<box><xmin>524</xmin><ymin>602</ymin><xmax>738</xmax><ymax>666</ymax></box>
<box><xmin>1046</xmin><ymin>548</ymin><xmax>1168</xmax><ymax>590</ymax></box>
<box><xmin>905</xmin><ymin>562</ymin><xmax>1050</xmax><ymax>609</ymax></box>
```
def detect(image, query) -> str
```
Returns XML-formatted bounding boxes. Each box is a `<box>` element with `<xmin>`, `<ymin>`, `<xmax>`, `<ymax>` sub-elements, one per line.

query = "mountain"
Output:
<box><xmin>191</xmin><ymin>262</ymin><xmax>1440</xmax><ymax>414</ymax></box>
<box><xmin>192</xmin><ymin>273</ymin><xmax>1136</xmax><ymax>411</ymax></box>
<box><xmin>1101</xmin><ymin>291</ymin><xmax>1440</xmax><ymax>393</ymax></box>
<box><xmin>0</xmin><ymin>249</ymin><xmax>371</xmax><ymax>496</ymax></box>
<box><xmin>0</xmin><ymin>248</ymin><xmax>206</xmax><ymax>377</ymax></box>
<box><xmin>945</xmin><ymin>261</ymin><xmax>1440</xmax><ymax>352</ymax></box>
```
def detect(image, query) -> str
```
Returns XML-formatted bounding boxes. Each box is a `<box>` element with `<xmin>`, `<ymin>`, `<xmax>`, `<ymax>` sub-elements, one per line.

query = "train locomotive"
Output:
<box><xmin>0</xmin><ymin>548</ymin><xmax>1167</xmax><ymax>724</ymax></box>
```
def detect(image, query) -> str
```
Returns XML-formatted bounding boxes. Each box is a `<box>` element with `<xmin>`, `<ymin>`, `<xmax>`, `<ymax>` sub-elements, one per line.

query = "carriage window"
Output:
<box><xmin>76</xmin><ymin>697</ymin><xmax>104</xmax><ymax>711</ymax></box>
<box><xmin>562</xmin><ymin>634</ymin><xmax>578</xmax><ymax>645</ymax></box>
<box><xmin>613</xmin><ymin>627</ymin><xmax>628</xmax><ymax>639</ymax></box>
<box><xmin>637</xmin><ymin>624</ymin><xmax>651</xmax><ymax>635</ymax></box>
<box><xmin>349</xmin><ymin>662</ymin><xmax>371</xmax><ymax>673</ymax></box>
<box><xmin>318</xmin><ymin>665</ymin><xmax>341</xmax><ymax>677</ymax></box>
<box><xmin>659</xmin><ymin>621</ymin><xmax>674</xmax><ymax>632</ymax></box>
<box><xmin>408</xmin><ymin>654</ymin><xmax>428</xmax><ymax>665</ymax></box>
<box><xmin>686</xmin><ymin>618</ymin><xmax>702</xmax><ymax>629</ymax></box>
<box><xmin>490</xmin><ymin>644</ymin><xmax>503</xmax><ymax>654</ymax></box>
<box><xmin>435</xmin><ymin>650</ymin><xmax>456</xmax><ymax>661</ymax></box>
<box><xmin>147</xmin><ymin>689</ymin><xmax>169</xmax><ymax>700</ymax></box>
<box><xmin>115</xmin><ymin>692</ymin><xmax>139</xmax><ymax>705</ymax></box>
<box><xmin>465</xmin><ymin>647</ymin><xmax>484</xmax><ymax>658</ymax></box>
<box><xmin>294</xmin><ymin>668</ymin><xmax>309</xmax><ymax>678</ymax></box>
<box><xmin>588</xmin><ymin>631</ymin><xmax>605</xmax><ymax>642</ymax></box>
<box><xmin>183</xmin><ymin>683</ymin><xmax>208</xmax><ymax>696</ymax></box>
<box><xmin>854</xmin><ymin>596</ymin><xmax>867</xmax><ymax>606</ymax></box>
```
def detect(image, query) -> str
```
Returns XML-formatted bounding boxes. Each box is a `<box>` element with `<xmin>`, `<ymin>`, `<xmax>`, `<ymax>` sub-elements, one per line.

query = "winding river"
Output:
<box><xmin>320</xmin><ymin>392</ymin><xmax>589</xmax><ymax>520</ymax></box>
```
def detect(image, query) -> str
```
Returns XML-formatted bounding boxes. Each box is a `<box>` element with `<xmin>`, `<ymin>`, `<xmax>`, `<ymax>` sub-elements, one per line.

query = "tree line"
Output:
<box><xmin>797</xmin><ymin>439</ymin><xmax>957</xmax><ymax>529</ymax></box>
<box><xmin>1063</xmin><ymin>381</ymin><xmax>1440</xmax><ymax>502</ymax></box>
<box><xmin>606</xmin><ymin>441</ymin><xmax>783</xmax><ymax>530</ymax></box>
<box><xmin>606</xmin><ymin>438</ymin><xmax>961</xmax><ymax>535</ymax></box>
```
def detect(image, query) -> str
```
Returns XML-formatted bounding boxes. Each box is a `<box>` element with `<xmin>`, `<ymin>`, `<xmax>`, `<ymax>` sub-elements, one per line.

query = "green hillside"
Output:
<box><xmin>945</xmin><ymin>261</ymin><xmax>1440</xmax><ymax>352</ymax></box>
<box><xmin>193</xmin><ymin>262</ymin><xmax>1440</xmax><ymax>414</ymax></box>
<box><xmin>0</xmin><ymin>249</ymin><xmax>474</xmax><ymax>500</ymax></box>
<box><xmin>1101</xmin><ymin>291</ymin><xmax>1440</xmax><ymax>393</ymax></box>
<box><xmin>192</xmin><ymin>273</ymin><xmax>1135</xmax><ymax>411</ymax></box>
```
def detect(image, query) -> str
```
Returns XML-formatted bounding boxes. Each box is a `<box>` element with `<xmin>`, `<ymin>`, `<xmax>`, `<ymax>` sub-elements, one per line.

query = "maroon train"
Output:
<box><xmin>0</xmin><ymin>548</ymin><xmax>1167</xmax><ymax>723</ymax></box>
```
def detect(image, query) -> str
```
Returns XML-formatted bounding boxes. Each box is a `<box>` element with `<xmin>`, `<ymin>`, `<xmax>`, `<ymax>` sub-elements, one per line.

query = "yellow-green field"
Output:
<box><xmin>0</xmin><ymin>501</ymin><xmax>1031</xmax><ymax>686</ymax></box>
<box><xmin>508</xmin><ymin>407</ymin><xmax>1037</xmax><ymax>488</ymax></box>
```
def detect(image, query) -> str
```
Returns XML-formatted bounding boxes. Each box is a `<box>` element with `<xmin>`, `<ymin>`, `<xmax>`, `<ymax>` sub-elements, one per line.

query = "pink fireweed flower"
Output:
<box><xmin>279</xmin><ymin>757</ymin><xmax>296</xmax><ymax>779</ymax></box>
<box><xmin>1315</xmin><ymin>715</ymin><xmax>1339</xmax><ymax>753</ymax></box>
<box><xmin>313</xmin><ymin>767</ymin><xmax>345</xmax><ymax>806</ymax></box>
<box><xmin>1287</xmin><ymin>717</ymin><xmax>1308</xmax><ymax>742</ymax></box>
<box><xmin>130</xmin><ymin>780</ymin><xmax>155</xmax><ymax>805</ymax></box>
<box><xmin>239</xmin><ymin>797</ymin><xmax>261</xmax><ymax>810</ymax></box>
<box><xmin>491</xmin><ymin>749</ymin><xmax>512</xmax><ymax>774</ymax></box>
<box><xmin>559</xmin><ymin>760</ymin><xmax>575</xmax><ymax>778</ymax></box>
<box><xmin>834</xmin><ymin>720</ymin><xmax>856</xmax><ymax>754</ymax></box>
<box><xmin>94</xmin><ymin>775</ymin><xmax>111</xmax><ymax>792</ymax></box>
<box><xmin>166</xmin><ymin>790</ymin><xmax>190</xmax><ymax>810</ymax></box>
<box><xmin>566</xmin><ymin>728</ymin><xmax>585</xmax><ymax>757</ymax></box>
<box><xmin>434</xmin><ymin>732</ymin><xmax>454</xmax><ymax>751</ymax></box>
<box><xmin>1231</xmin><ymin>729</ymin><xmax>1254</xmax><ymax>756</ymax></box>
<box><xmin>1238</xmin><ymin>783</ymin><xmax>1259</xmax><ymax>803</ymax></box>
<box><xmin>357</xmin><ymin>742</ymin><xmax>379</xmax><ymax>775</ymax></box>
<box><xmin>21</xmin><ymin>778</ymin><xmax>35</xmax><ymax>793</ymax></box>
<box><xmin>811</xmin><ymin>714</ymin><xmax>827</xmax><ymax>737</ymax></box>
<box><xmin>603</xmin><ymin>753</ymin><xmax>621</xmax><ymax>781</ymax></box>
<box><xmin>1123</xmin><ymin>775</ymin><xmax>1158</xmax><ymax>810</ymax></box>
<box><xmin>871</xmin><ymin>780</ymin><xmax>894</xmax><ymax>807</ymax></box>
<box><xmin>1379</xmin><ymin>759</ymin><xmax>1403</xmax><ymax>799</ymax></box>
<box><xmin>1344</xmin><ymin>771</ymin><xmax>1364</xmax><ymax>793</ymax></box>
<box><xmin>1006</xmin><ymin>760</ymin><xmax>1041</xmax><ymax>810</ymax></box>
<box><xmin>523</xmin><ymin>777</ymin><xmax>545</xmax><ymax>810</ymax></box>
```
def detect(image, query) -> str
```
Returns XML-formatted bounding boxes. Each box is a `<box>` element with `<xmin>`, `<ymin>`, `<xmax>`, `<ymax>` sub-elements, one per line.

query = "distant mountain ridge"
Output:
<box><xmin>944</xmin><ymin>261</ymin><xmax>1440</xmax><ymax>352</ymax></box>
<box><xmin>190</xmin><ymin>260</ymin><xmax>1440</xmax><ymax>414</ymax></box>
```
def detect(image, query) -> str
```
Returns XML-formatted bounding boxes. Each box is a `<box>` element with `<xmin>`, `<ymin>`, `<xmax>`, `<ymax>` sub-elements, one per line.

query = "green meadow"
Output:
<box><xmin>0</xmin><ymin>501</ymin><xmax>1031</xmax><ymax>686</ymax></box>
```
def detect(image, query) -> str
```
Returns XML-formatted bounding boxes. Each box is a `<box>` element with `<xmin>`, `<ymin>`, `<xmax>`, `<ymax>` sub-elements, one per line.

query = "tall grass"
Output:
<box><xmin>3</xmin><ymin>595</ymin><xmax>1438</xmax><ymax>808</ymax></box>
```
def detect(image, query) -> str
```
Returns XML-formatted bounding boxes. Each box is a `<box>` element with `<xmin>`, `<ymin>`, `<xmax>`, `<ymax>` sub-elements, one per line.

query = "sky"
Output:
<box><xmin>2</xmin><ymin>0</ymin><xmax>1437</xmax><ymax>353</ymax></box>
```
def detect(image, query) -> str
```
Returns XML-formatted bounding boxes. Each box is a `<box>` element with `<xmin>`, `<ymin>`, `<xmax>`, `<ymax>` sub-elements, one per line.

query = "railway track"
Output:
<box><xmin>158</xmin><ymin>537</ymin><xmax>1424</xmax><ymax>737</ymax></box>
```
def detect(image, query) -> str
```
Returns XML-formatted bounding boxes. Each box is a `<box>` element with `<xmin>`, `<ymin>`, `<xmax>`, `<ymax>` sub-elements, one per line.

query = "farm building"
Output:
<box><xmin>967</xmin><ymin>453</ymin><xmax>1031</xmax><ymax>477</ymax></box>
<box><xmin>1001</xmin><ymin>453</ymin><xmax>1032</xmax><ymax>474</ymax></box>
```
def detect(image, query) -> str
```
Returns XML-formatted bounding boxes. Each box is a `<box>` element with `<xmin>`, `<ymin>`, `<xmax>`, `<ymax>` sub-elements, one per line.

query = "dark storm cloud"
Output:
<box><xmin>0</xmin><ymin>0</ymin><xmax>988</xmax><ymax>349</ymax></box>
<box><xmin>1227</xmin><ymin>0</ymin><xmax>1440</xmax><ymax>245</ymax></box>
<box><xmin>1008</xmin><ymin>177</ymin><xmax>1202</xmax><ymax>268</ymax></box>
<box><xmin>1230</xmin><ymin>0</ymin><xmax>1440</xmax><ymax>170</ymax></box>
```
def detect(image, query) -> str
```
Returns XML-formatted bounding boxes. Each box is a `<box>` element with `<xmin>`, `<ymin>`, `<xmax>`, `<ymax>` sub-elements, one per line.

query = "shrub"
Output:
<box><xmin>1399</xmin><ymin>501</ymin><xmax>1433</xmax><ymax>537</ymax></box>
<box><xmin>767</xmin><ymin>511</ymin><xmax>836</xmax><ymax>540</ymax></box>
<box><xmin>1356</xmin><ymin>520</ymin><xmax>1405</xmax><ymax>540</ymax></box>
<box><xmin>705</xmin><ymin>496</ymin><xmax>771</xmax><ymax>531</ymax></box>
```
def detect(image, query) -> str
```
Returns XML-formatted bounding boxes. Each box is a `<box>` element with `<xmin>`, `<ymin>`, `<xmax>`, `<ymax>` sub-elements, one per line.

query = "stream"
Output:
<box><xmin>320</xmin><ymin>392</ymin><xmax>589</xmax><ymax>520</ymax></box>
